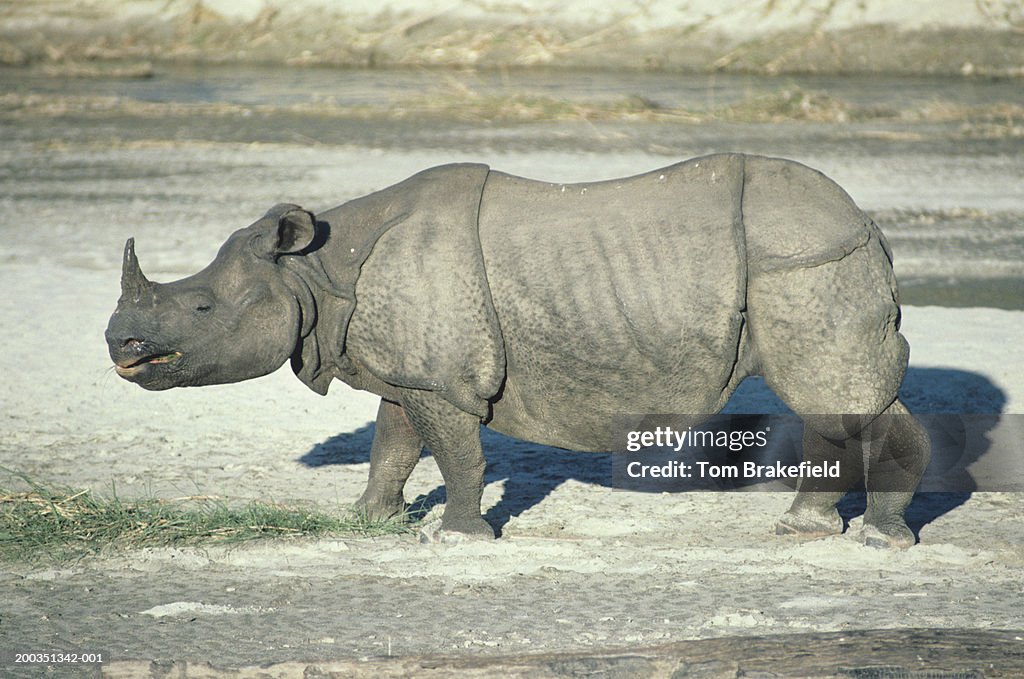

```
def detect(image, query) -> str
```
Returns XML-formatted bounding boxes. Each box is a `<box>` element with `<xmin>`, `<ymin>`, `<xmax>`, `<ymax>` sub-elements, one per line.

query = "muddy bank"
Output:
<box><xmin>94</xmin><ymin>630</ymin><xmax>1023</xmax><ymax>678</ymax></box>
<box><xmin>1</xmin><ymin>0</ymin><xmax>1022</xmax><ymax>76</ymax></box>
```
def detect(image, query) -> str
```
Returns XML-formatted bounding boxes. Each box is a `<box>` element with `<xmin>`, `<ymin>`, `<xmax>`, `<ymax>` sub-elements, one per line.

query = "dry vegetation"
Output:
<box><xmin>2</xmin><ymin>82</ymin><xmax>1021</xmax><ymax>139</ymax></box>
<box><xmin>0</xmin><ymin>469</ymin><xmax>411</xmax><ymax>564</ymax></box>
<box><xmin>2</xmin><ymin>1</ymin><xmax>1023</xmax><ymax>76</ymax></box>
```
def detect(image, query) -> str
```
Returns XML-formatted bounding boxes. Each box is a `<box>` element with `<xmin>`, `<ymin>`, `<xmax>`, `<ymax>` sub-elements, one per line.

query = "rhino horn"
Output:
<box><xmin>121</xmin><ymin>237</ymin><xmax>153</xmax><ymax>301</ymax></box>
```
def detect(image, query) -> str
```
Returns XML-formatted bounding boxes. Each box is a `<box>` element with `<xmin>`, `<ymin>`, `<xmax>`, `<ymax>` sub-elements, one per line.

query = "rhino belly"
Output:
<box><xmin>477</xmin><ymin>157</ymin><xmax>747</xmax><ymax>451</ymax></box>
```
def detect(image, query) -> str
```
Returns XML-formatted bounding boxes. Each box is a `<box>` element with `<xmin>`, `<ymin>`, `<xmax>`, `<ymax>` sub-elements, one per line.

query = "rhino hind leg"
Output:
<box><xmin>746</xmin><ymin>239</ymin><xmax>930</xmax><ymax>548</ymax></box>
<box><xmin>773</xmin><ymin>425</ymin><xmax>855</xmax><ymax>538</ymax></box>
<box><xmin>354</xmin><ymin>398</ymin><xmax>423</xmax><ymax>522</ymax></box>
<box><xmin>401</xmin><ymin>390</ymin><xmax>496</xmax><ymax>538</ymax></box>
<box><xmin>774</xmin><ymin>401</ymin><xmax>929</xmax><ymax>548</ymax></box>
<box><xmin>858</xmin><ymin>399</ymin><xmax>930</xmax><ymax>549</ymax></box>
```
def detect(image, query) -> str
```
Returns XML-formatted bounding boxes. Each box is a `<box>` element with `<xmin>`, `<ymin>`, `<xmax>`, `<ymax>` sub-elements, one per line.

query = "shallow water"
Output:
<box><xmin>4</xmin><ymin>63</ymin><xmax>1022</xmax><ymax>110</ymax></box>
<box><xmin>1</xmin><ymin>65</ymin><xmax>1022</xmax><ymax>308</ymax></box>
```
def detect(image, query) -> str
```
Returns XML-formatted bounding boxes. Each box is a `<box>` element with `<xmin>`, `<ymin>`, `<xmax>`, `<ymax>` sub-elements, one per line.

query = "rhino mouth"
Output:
<box><xmin>114</xmin><ymin>351</ymin><xmax>183</xmax><ymax>377</ymax></box>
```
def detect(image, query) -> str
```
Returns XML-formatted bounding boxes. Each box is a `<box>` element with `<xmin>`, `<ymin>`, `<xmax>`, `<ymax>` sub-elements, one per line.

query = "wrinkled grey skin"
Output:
<box><xmin>107</xmin><ymin>154</ymin><xmax>930</xmax><ymax>548</ymax></box>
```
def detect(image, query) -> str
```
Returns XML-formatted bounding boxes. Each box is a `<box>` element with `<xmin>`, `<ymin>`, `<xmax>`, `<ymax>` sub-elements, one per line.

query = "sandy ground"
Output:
<box><xmin>0</xmin><ymin>127</ymin><xmax>1022</xmax><ymax>676</ymax></box>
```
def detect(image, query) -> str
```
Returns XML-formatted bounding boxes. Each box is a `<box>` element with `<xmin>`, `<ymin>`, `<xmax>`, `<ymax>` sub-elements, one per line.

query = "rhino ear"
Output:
<box><xmin>252</xmin><ymin>204</ymin><xmax>318</xmax><ymax>259</ymax></box>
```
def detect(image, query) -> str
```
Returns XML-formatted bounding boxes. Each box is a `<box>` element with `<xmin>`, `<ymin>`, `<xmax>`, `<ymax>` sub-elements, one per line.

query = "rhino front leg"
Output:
<box><xmin>401</xmin><ymin>390</ymin><xmax>495</xmax><ymax>538</ymax></box>
<box><xmin>354</xmin><ymin>398</ymin><xmax>422</xmax><ymax>521</ymax></box>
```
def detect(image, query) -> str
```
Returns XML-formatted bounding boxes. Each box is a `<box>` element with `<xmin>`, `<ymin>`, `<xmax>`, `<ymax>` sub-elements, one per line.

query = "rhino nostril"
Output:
<box><xmin>122</xmin><ymin>338</ymin><xmax>144</xmax><ymax>350</ymax></box>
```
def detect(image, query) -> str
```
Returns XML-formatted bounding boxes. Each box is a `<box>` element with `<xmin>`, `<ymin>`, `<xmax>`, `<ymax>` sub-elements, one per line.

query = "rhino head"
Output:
<box><xmin>105</xmin><ymin>205</ymin><xmax>319</xmax><ymax>391</ymax></box>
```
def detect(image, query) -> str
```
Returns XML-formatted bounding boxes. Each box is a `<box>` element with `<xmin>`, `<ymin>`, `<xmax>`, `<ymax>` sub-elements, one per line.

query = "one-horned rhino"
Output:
<box><xmin>106</xmin><ymin>154</ymin><xmax>931</xmax><ymax>548</ymax></box>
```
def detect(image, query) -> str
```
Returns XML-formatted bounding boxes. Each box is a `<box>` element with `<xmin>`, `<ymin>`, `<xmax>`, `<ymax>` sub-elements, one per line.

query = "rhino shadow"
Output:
<box><xmin>297</xmin><ymin>367</ymin><xmax>1006</xmax><ymax>538</ymax></box>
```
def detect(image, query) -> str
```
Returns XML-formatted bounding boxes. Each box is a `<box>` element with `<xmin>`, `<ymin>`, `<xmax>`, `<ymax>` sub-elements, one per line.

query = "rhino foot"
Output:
<box><xmin>443</xmin><ymin>514</ymin><xmax>496</xmax><ymax>538</ymax></box>
<box><xmin>774</xmin><ymin>509</ymin><xmax>843</xmax><ymax>539</ymax></box>
<box><xmin>352</xmin><ymin>491</ymin><xmax>407</xmax><ymax>523</ymax></box>
<box><xmin>418</xmin><ymin>515</ymin><xmax>495</xmax><ymax>544</ymax></box>
<box><xmin>858</xmin><ymin>521</ymin><xmax>916</xmax><ymax>550</ymax></box>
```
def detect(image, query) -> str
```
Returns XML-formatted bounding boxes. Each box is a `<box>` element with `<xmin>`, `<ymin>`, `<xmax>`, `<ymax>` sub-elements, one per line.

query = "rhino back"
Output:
<box><xmin>478</xmin><ymin>154</ymin><xmax>747</xmax><ymax>450</ymax></box>
<box><xmin>741</xmin><ymin>155</ymin><xmax>885</xmax><ymax>273</ymax></box>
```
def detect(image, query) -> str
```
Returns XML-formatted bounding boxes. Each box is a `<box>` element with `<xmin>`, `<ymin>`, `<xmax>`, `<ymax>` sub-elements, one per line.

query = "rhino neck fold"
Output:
<box><xmin>279</xmin><ymin>162</ymin><xmax>504</xmax><ymax>412</ymax></box>
<box><xmin>281</xmin><ymin>253</ymin><xmax>355</xmax><ymax>395</ymax></box>
<box><xmin>331</xmin><ymin>163</ymin><xmax>505</xmax><ymax>417</ymax></box>
<box><xmin>279</xmin><ymin>205</ymin><xmax>422</xmax><ymax>395</ymax></box>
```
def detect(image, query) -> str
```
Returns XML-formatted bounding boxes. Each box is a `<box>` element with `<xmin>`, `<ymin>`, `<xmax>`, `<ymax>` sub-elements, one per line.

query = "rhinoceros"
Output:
<box><xmin>106</xmin><ymin>154</ymin><xmax>930</xmax><ymax>548</ymax></box>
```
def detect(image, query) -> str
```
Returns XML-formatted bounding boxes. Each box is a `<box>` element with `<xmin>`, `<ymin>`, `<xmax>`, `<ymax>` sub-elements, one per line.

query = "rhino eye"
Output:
<box><xmin>192</xmin><ymin>296</ymin><xmax>214</xmax><ymax>314</ymax></box>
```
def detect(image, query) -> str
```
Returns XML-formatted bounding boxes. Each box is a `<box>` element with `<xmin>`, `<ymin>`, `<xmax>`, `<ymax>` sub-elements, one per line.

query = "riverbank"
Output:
<box><xmin>1</xmin><ymin>0</ymin><xmax>1022</xmax><ymax>76</ymax></box>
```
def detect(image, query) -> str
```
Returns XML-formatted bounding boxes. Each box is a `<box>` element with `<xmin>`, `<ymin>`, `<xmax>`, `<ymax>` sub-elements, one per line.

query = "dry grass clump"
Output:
<box><xmin>715</xmin><ymin>87</ymin><xmax>896</xmax><ymax>123</ymax></box>
<box><xmin>0</xmin><ymin>469</ymin><xmax>411</xmax><ymax>564</ymax></box>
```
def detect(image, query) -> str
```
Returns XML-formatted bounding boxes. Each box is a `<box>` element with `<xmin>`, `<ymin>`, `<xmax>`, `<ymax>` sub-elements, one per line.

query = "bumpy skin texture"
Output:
<box><xmin>106</xmin><ymin>154</ymin><xmax>930</xmax><ymax>548</ymax></box>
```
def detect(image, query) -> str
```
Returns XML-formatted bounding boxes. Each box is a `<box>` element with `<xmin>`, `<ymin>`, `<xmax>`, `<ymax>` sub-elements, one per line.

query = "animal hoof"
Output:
<box><xmin>860</xmin><ymin>523</ymin><xmax>915</xmax><ymax>550</ymax></box>
<box><xmin>352</xmin><ymin>493</ymin><xmax>407</xmax><ymax>523</ymax></box>
<box><xmin>774</xmin><ymin>510</ymin><xmax>842</xmax><ymax>538</ymax></box>
<box><xmin>440</xmin><ymin>514</ymin><xmax>496</xmax><ymax>539</ymax></box>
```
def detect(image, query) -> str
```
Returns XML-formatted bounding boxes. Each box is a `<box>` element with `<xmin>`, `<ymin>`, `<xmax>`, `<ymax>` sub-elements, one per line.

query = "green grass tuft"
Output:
<box><xmin>0</xmin><ymin>468</ymin><xmax>413</xmax><ymax>564</ymax></box>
